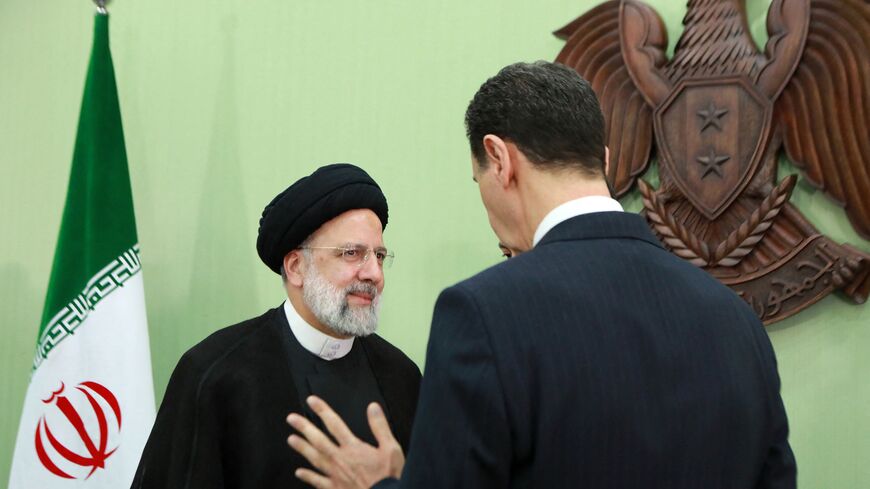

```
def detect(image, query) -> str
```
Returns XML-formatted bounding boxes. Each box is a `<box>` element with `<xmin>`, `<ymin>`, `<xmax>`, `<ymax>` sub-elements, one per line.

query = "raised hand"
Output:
<box><xmin>287</xmin><ymin>396</ymin><xmax>404</xmax><ymax>489</ymax></box>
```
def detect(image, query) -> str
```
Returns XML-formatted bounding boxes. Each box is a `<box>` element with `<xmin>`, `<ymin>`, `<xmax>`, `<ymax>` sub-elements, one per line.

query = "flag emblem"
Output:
<box><xmin>34</xmin><ymin>381</ymin><xmax>123</xmax><ymax>480</ymax></box>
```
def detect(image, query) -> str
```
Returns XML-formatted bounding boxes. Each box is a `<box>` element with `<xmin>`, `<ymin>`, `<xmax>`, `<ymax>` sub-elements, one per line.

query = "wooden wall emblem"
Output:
<box><xmin>555</xmin><ymin>0</ymin><xmax>870</xmax><ymax>324</ymax></box>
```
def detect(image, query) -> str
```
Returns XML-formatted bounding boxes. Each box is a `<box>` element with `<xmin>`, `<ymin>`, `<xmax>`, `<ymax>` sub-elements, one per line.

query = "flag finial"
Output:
<box><xmin>93</xmin><ymin>0</ymin><xmax>109</xmax><ymax>15</ymax></box>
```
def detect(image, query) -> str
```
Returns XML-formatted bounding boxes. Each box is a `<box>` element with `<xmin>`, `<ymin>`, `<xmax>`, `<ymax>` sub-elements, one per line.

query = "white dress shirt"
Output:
<box><xmin>283</xmin><ymin>300</ymin><xmax>354</xmax><ymax>361</ymax></box>
<box><xmin>532</xmin><ymin>195</ymin><xmax>624</xmax><ymax>247</ymax></box>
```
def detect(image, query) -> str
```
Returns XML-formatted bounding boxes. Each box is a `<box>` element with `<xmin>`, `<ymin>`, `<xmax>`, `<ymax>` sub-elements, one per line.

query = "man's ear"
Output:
<box><xmin>283</xmin><ymin>251</ymin><xmax>305</xmax><ymax>288</ymax></box>
<box><xmin>604</xmin><ymin>146</ymin><xmax>611</xmax><ymax>176</ymax></box>
<box><xmin>482</xmin><ymin>135</ymin><xmax>514</xmax><ymax>188</ymax></box>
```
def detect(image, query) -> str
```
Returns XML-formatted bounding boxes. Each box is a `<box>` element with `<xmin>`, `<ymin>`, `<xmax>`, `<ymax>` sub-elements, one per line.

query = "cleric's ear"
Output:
<box><xmin>283</xmin><ymin>251</ymin><xmax>305</xmax><ymax>288</ymax></box>
<box><xmin>604</xmin><ymin>146</ymin><xmax>611</xmax><ymax>176</ymax></box>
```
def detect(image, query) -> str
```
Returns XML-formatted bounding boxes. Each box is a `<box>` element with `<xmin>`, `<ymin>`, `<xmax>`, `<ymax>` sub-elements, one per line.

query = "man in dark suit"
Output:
<box><xmin>285</xmin><ymin>62</ymin><xmax>796</xmax><ymax>489</ymax></box>
<box><xmin>131</xmin><ymin>164</ymin><xmax>421</xmax><ymax>489</ymax></box>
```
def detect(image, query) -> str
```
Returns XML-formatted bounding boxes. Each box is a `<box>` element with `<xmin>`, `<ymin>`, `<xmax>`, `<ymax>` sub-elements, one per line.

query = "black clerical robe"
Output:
<box><xmin>131</xmin><ymin>306</ymin><xmax>421</xmax><ymax>489</ymax></box>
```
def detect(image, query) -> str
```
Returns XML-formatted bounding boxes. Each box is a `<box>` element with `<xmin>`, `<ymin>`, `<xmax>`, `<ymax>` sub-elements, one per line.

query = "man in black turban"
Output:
<box><xmin>131</xmin><ymin>164</ymin><xmax>422</xmax><ymax>489</ymax></box>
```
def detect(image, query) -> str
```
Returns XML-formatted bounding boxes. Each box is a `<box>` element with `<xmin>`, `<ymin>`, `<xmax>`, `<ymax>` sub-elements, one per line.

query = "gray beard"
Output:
<box><xmin>302</xmin><ymin>264</ymin><xmax>381</xmax><ymax>337</ymax></box>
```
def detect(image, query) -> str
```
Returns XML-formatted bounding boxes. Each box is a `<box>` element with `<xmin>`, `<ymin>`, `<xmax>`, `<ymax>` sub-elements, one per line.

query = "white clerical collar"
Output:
<box><xmin>283</xmin><ymin>300</ymin><xmax>354</xmax><ymax>361</ymax></box>
<box><xmin>533</xmin><ymin>195</ymin><xmax>624</xmax><ymax>246</ymax></box>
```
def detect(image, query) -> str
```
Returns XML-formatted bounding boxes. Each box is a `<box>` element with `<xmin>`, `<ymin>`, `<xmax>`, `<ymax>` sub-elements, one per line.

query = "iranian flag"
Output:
<box><xmin>8</xmin><ymin>11</ymin><xmax>156</xmax><ymax>488</ymax></box>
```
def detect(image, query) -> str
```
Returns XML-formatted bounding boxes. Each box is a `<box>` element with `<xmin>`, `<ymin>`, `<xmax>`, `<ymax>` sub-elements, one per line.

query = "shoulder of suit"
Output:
<box><xmin>449</xmin><ymin>253</ymin><xmax>533</xmax><ymax>296</ymax></box>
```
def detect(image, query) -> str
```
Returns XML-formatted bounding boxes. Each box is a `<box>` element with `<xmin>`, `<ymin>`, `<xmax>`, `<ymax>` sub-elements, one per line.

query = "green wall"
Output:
<box><xmin>1</xmin><ymin>0</ymin><xmax>867</xmax><ymax>486</ymax></box>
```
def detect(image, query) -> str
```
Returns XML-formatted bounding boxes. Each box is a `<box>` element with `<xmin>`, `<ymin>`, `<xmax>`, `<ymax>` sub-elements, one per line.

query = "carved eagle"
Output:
<box><xmin>555</xmin><ymin>0</ymin><xmax>869</xmax><ymax>323</ymax></box>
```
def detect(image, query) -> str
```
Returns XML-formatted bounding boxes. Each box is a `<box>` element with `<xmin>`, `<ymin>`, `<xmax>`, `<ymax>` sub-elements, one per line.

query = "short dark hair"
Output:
<box><xmin>465</xmin><ymin>61</ymin><xmax>606</xmax><ymax>175</ymax></box>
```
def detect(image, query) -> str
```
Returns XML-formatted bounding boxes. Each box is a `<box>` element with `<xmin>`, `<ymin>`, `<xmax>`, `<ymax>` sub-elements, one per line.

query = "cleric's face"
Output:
<box><xmin>304</xmin><ymin>208</ymin><xmax>386</xmax><ymax>301</ymax></box>
<box><xmin>297</xmin><ymin>209</ymin><xmax>386</xmax><ymax>337</ymax></box>
<box><xmin>499</xmin><ymin>243</ymin><xmax>522</xmax><ymax>259</ymax></box>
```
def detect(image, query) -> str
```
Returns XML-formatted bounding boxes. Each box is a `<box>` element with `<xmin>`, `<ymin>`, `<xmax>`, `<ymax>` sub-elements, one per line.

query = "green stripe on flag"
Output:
<box><xmin>38</xmin><ymin>14</ymin><xmax>138</xmax><ymax>348</ymax></box>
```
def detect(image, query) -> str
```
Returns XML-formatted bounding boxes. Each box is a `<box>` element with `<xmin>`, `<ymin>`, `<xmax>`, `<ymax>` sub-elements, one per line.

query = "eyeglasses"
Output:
<box><xmin>299</xmin><ymin>244</ymin><xmax>395</xmax><ymax>268</ymax></box>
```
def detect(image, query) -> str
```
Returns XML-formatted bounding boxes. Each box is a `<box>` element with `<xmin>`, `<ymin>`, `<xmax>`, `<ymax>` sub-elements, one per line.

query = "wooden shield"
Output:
<box><xmin>653</xmin><ymin>76</ymin><xmax>773</xmax><ymax>220</ymax></box>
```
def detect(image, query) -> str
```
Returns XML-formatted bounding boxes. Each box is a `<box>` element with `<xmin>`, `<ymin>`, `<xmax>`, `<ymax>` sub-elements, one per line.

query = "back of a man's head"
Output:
<box><xmin>465</xmin><ymin>61</ymin><xmax>606</xmax><ymax>176</ymax></box>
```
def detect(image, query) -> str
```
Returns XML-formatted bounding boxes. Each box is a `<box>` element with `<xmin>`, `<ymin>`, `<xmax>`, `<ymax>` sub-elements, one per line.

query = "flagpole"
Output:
<box><xmin>94</xmin><ymin>0</ymin><xmax>109</xmax><ymax>15</ymax></box>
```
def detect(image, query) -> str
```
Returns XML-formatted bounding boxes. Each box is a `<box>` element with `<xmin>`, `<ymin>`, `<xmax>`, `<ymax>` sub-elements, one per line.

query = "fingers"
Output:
<box><xmin>287</xmin><ymin>413</ymin><xmax>340</xmax><ymax>461</ymax></box>
<box><xmin>307</xmin><ymin>396</ymin><xmax>358</xmax><ymax>445</ymax></box>
<box><xmin>295</xmin><ymin>467</ymin><xmax>333</xmax><ymax>489</ymax></box>
<box><xmin>366</xmin><ymin>402</ymin><xmax>397</xmax><ymax>448</ymax></box>
<box><xmin>287</xmin><ymin>434</ymin><xmax>331</xmax><ymax>475</ymax></box>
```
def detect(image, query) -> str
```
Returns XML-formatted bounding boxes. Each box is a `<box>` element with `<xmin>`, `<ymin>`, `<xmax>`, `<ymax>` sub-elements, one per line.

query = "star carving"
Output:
<box><xmin>697</xmin><ymin>147</ymin><xmax>730</xmax><ymax>179</ymax></box>
<box><xmin>554</xmin><ymin>0</ymin><xmax>870</xmax><ymax>324</ymax></box>
<box><xmin>697</xmin><ymin>101</ymin><xmax>728</xmax><ymax>132</ymax></box>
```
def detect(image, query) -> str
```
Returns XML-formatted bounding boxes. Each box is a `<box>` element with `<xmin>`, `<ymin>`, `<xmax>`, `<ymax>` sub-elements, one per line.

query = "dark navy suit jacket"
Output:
<box><xmin>376</xmin><ymin>211</ymin><xmax>795</xmax><ymax>489</ymax></box>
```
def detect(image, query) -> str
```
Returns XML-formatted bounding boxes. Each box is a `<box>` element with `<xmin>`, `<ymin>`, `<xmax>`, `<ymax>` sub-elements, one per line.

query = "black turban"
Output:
<box><xmin>256</xmin><ymin>163</ymin><xmax>389</xmax><ymax>274</ymax></box>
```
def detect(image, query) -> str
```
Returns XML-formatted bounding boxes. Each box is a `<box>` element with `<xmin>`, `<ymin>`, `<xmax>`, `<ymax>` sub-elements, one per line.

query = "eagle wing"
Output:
<box><xmin>554</xmin><ymin>0</ymin><xmax>668</xmax><ymax>197</ymax></box>
<box><xmin>776</xmin><ymin>0</ymin><xmax>870</xmax><ymax>239</ymax></box>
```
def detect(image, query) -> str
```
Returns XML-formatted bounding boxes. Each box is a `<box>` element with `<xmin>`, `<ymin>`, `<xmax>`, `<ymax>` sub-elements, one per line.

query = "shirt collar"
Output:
<box><xmin>283</xmin><ymin>300</ymin><xmax>354</xmax><ymax>361</ymax></box>
<box><xmin>532</xmin><ymin>195</ymin><xmax>624</xmax><ymax>246</ymax></box>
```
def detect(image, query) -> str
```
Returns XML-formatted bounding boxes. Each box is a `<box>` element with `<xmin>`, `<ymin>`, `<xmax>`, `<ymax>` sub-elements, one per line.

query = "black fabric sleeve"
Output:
<box><xmin>129</xmin><ymin>352</ymin><xmax>225</xmax><ymax>489</ymax></box>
